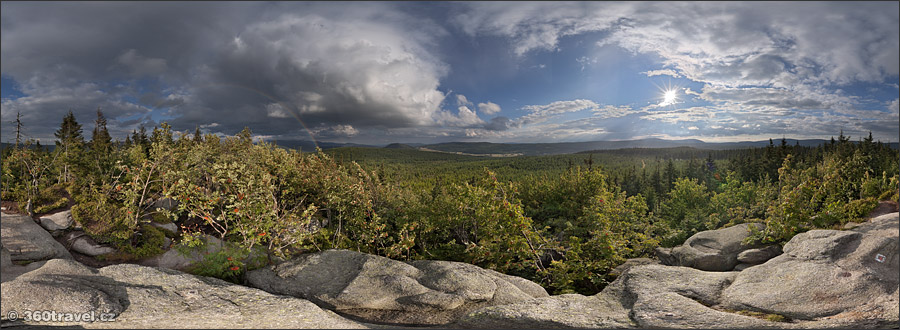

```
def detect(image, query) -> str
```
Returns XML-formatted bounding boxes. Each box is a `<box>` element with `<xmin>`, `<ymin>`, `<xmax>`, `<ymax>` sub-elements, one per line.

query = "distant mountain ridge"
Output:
<box><xmin>5</xmin><ymin>138</ymin><xmax>897</xmax><ymax>156</ymax></box>
<box><xmin>415</xmin><ymin>138</ymin><xmax>900</xmax><ymax>156</ymax></box>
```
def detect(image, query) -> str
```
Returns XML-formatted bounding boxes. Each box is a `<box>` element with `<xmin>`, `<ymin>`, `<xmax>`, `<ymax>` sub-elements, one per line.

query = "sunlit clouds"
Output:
<box><xmin>1</xmin><ymin>1</ymin><xmax>897</xmax><ymax>145</ymax></box>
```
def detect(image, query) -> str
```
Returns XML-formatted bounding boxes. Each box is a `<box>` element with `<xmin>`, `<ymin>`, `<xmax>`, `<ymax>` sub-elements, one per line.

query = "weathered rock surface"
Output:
<box><xmin>722</xmin><ymin>212</ymin><xmax>899</xmax><ymax>326</ymax></box>
<box><xmin>454</xmin><ymin>293</ymin><xmax>634</xmax><ymax>329</ymax></box>
<box><xmin>66</xmin><ymin>232</ymin><xmax>116</xmax><ymax>256</ymax></box>
<box><xmin>1</xmin><ymin>243</ymin><xmax>48</xmax><ymax>283</ymax></box>
<box><xmin>1</xmin><ymin>213</ymin><xmax>72</xmax><ymax>261</ymax></box>
<box><xmin>38</xmin><ymin>210</ymin><xmax>74</xmax><ymax>233</ymax></box>
<box><xmin>0</xmin><ymin>259</ymin><xmax>367</xmax><ymax>328</ymax></box>
<box><xmin>246</xmin><ymin>249</ymin><xmax>548</xmax><ymax>325</ymax></box>
<box><xmin>656</xmin><ymin>223</ymin><xmax>765</xmax><ymax>271</ymax></box>
<box><xmin>737</xmin><ymin>244</ymin><xmax>782</xmax><ymax>265</ymax></box>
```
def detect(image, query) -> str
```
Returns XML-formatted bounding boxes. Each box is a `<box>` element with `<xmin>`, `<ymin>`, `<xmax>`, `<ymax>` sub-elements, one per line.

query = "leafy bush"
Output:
<box><xmin>658</xmin><ymin>178</ymin><xmax>711</xmax><ymax>247</ymax></box>
<box><xmin>116</xmin><ymin>224</ymin><xmax>166</xmax><ymax>259</ymax></box>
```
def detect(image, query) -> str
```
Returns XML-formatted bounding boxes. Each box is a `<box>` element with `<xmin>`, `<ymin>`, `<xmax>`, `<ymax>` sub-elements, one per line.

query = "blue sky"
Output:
<box><xmin>2</xmin><ymin>1</ymin><xmax>898</xmax><ymax>145</ymax></box>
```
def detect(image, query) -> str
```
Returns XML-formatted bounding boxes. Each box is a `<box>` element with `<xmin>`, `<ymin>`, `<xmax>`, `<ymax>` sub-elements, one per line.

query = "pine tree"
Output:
<box><xmin>54</xmin><ymin>110</ymin><xmax>84</xmax><ymax>183</ymax></box>
<box><xmin>193</xmin><ymin>126</ymin><xmax>203</xmax><ymax>143</ymax></box>
<box><xmin>90</xmin><ymin>108</ymin><xmax>112</xmax><ymax>153</ymax></box>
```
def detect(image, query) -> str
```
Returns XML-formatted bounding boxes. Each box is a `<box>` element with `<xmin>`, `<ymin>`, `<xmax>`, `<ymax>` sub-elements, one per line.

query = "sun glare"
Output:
<box><xmin>661</xmin><ymin>89</ymin><xmax>678</xmax><ymax>106</ymax></box>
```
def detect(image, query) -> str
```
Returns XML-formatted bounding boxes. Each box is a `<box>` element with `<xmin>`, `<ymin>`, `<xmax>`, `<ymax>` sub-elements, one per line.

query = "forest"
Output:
<box><xmin>2</xmin><ymin>109</ymin><xmax>898</xmax><ymax>295</ymax></box>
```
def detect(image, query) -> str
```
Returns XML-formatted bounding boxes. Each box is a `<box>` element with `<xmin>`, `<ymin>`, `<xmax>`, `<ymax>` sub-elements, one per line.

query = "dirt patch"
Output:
<box><xmin>867</xmin><ymin>200</ymin><xmax>899</xmax><ymax>219</ymax></box>
<box><xmin>1</xmin><ymin>200</ymin><xmax>23</xmax><ymax>215</ymax></box>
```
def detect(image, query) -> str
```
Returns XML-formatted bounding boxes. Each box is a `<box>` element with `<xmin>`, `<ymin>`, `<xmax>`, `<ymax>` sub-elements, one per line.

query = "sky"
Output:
<box><xmin>2</xmin><ymin>1</ymin><xmax>898</xmax><ymax>146</ymax></box>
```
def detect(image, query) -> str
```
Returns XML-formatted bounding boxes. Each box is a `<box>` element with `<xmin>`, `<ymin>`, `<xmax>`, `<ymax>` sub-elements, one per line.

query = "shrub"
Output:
<box><xmin>117</xmin><ymin>224</ymin><xmax>166</xmax><ymax>259</ymax></box>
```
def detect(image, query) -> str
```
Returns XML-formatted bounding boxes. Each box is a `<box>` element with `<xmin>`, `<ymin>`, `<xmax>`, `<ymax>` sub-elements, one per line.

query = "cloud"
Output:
<box><xmin>643</xmin><ymin>69</ymin><xmax>681</xmax><ymax>78</ymax></box>
<box><xmin>1</xmin><ymin>2</ymin><xmax>453</xmax><ymax>142</ymax></box>
<box><xmin>113</xmin><ymin>49</ymin><xmax>168</xmax><ymax>77</ymax></box>
<box><xmin>477</xmin><ymin>101</ymin><xmax>501</xmax><ymax>115</ymax></box>
<box><xmin>453</xmin><ymin>2</ymin><xmax>634</xmax><ymax>56</ymax></box>
<box><xmin>519</xmin><ymin>99</ymin><xmax>600</xmax><ymax>125</ymax></box>
<box><xmin>592</xmin><ymin>104</ymin><xmax>633</xmax><ymax>119</ymax></box>
<box><xmin>435</xmin><ymin>105</ymin><xmax>486</xmax><ymax>127</ymax></box>
<box><xmin>483</xmin><ymin>116</ymin><xmax>511</xmax><ymax>131</ymax></box>
<box><xmin>456</xmin><ymin>94</ymin><xmax>472</xmax><ymax>106</ymax></box>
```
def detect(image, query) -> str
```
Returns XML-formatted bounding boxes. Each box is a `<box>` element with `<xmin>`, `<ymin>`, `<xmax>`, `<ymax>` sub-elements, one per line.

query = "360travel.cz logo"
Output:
<box><xmin>6</xmin><ymin>310</ymin><xmax>117</xmax><ymax>323</ymax></box>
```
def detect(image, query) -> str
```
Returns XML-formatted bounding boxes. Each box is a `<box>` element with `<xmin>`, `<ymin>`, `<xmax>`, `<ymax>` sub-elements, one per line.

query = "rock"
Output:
<box><xmin>152</xmin><ymin>197</ymin><xmax>178</xmax><ymax>212</ymax></box>
<box><xmin>246</xmin><ymin>249</ymin><xmax>548</xmax><ymax>325</ymax></box>
<box><xmin>141</xmin><ymin>234</ymin><xmax>225</xmax><ymax>270</ymax></box>
<box><xmin>0</xmin><ymin>213</ymin><xmax>72</xmax><ymax>261</ymax></box>
<box><xmin>454</xmin><ymin>293</ymin><xmax>636</xmax><ymax>329</ymax></box>
<box><xmin>610</xmin><ymin>257</ymin><xmax>659</xmax><ymax>277</ymax></box>
<box><xmin>140</xmin><ymin>234</ymin><xmax>265</xmax><ymax>271</ymax></box>
<box><xmin>1</xmin><ymin>259</ymin><xmax>124</xmax><ymax>319</ymax></box>
<box><xmin>68</xmin><ymin>233</ymin><xmax>117</xmax><ymax>256</ymax></box>
<box><xmin>736</xmin><ymin>245</ymin><xmax>782</xmax><ymax>265</ymax></box>
<box><xmin>843</xmin><ymin>222</ymin><xmax>860</xmax><ymax>229</ymax></box>
<box><xmin>150</xmin><ymin>221</ymin><xmax>178</xmax><ymax>234</ymax></box>
<box><xmin>721</xmin><ymin>212</ymin><xmax>899</xmax><ymax>322</ymax></box>
<box><xmin>1</xmin><ymin>243</ymin><xmax>11</xmax><ymax>269</ymax></box>
<box><xmin>630</xmin><ymin>291</ymin><xmax>782</xmax><ymax>329</ymax></box>
<box><xmin>0</xmin><ymin>259</ymin><xmax>367</xmax><ymax>328</ymax></box>
<box><xmin>39</xmin><ymin>210</ymin><xmax>74</xmax><ymax>233</ymax></box>
<box><xmin>659</xmin><ymin>223</ymin><xmax>765</xmax><ymax>271</ymax></box>
<box><xmin>458</xmin><ymin>262</ymin><xmax>798</xmax><ymax>329</ymax></box>
<box><xmin>1</xmin><ymin>242</ymin><xmax>48</xmax><ymax>283</ymax></box>
<box><xmin>732</xmin><ymin>263</ymin><xmax>754</xmax><ymax>271</ymax></box>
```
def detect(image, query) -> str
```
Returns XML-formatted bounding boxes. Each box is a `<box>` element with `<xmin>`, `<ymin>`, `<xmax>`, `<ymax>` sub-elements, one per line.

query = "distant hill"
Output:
<box><xmin>419</xmin><ymin>138</ymin><xmax>899</xmax><ymax>156</ymax></box>
<box><xmin>268</xmin><ymin>140</ymin><xmax>377</xmax><ymax>151</ymax></box>
<box><xmin>384</xmin><ymin>143</ymin><xmax>416</xmax><ymax>149</ymax></box>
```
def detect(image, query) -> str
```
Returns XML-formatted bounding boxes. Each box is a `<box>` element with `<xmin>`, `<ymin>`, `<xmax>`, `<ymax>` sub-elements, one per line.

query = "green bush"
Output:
<box><xmin>117</xmin><ymin>224</ymin><xmax>166</xmax><ymax>259</ymax></box>
<box><xmin>71</xmin><ymin>190</ymin><xmax>137</xmax><ymax>243</ymax></box>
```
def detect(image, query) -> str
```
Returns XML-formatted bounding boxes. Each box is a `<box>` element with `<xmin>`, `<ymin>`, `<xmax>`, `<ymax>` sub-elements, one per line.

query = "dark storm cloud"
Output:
<box><xmin>1</xmin><ymin>2</ymin><xmax>452</xmax><ymax>141</ymax></box>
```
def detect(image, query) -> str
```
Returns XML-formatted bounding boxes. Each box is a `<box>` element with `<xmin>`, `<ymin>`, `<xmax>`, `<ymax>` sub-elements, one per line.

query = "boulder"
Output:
<box><xmin>721</xmin><ymin>212</ymin><xmax>899</xmax><ymax>323</ymax></box>
<box><xmin>152</xmin><ymin>197</ymin><xmax>178</xmax><ymax>212</ymax></box>
<box><xmin>732</xmin><ymin>263</ymin><xmax>754</xmax><ymax>272</ymax></box>
<box><xmin>38</xmin><ymin>210</ymin><xmax>74</xmax><ymax>233</ymax></box>
<box><xmin>246</xmin><ymin>249</ymin><xmax>548</xmax><ymax>325</ymax></box>
<box><xmin>0</xmin><ymin>259</ymin><xmax>367</xmax><ymax>328</ymax></box>
<box><xmin>150</xmin><ymin>221</ymin><xmax>178</xmax><ymax>234</ymax></box>
<box><xmin>0</xmin><ymin>213</ymin><xmax>72</xmax><ymax>261</ymax></box>
<box><xmin>140</xmin><ymin>234</ymin><xmax>266</xmax><ymax>271</ymax></box>
<box><xmin>656</xmin><ymin>223</ymin><xmax>765</xmax><ymax>271</ymax></box>
<box><xmin>66</xmin><ymin>232</ymin><xmax>116</xmax><ymax>256</ymax></box>
<box><xmin>140</xmin><ymin>234</ymin><xmax>225</xmax><ymax>270</ymax></box>
<box><xmin>736</xmin><ymin>245</ymin><xmax>782</xmax><ymax>265</ymax></box>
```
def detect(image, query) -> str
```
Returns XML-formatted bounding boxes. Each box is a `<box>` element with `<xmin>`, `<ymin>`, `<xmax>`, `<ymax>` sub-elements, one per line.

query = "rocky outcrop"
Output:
<box><xmin>0</xmin><ymin>259</ymin><xmax>367</xmax><ymax>328</ymax></box>
<box><xmin>1</xmin><ymin>213</ymin><xmax>72</xmax><ymax>261</ymax></box>
<box><xmin>459</xmin><ymin>212</ymin><xmax>899</xmax><ymax>329</ymax></box>
<box><xmin>38</xmin><ymin>210</ymin><xmax>74</xmax><ymax>234</ymax></box>
<box><xmin>721</xmin><ymin>213</ymin><xmax>899</xmax><ymax>325</ymax></box>
<box><xmin>246</xmin><ymin>249</ymin><xmax>548</xmax><ymax>326</ymax></box>
<box><xmin>656</xmin><ymin>223</ymin><xmax>766</xmax><ymax>271</ymax></box>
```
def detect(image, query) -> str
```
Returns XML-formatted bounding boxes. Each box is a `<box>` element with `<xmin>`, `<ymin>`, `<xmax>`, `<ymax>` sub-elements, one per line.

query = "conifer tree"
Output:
<box><xmin>54</xmin><ymin>110</ymin><xmax>84</xmax><ymax>183</ymax></box>
<box><xmin>90</xmin><ymin>108</ymin><xmax>112</xmax><ymax>153</ymax></box>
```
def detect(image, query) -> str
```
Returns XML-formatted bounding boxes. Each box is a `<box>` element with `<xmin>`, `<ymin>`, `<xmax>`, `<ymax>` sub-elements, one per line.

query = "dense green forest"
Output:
<box><xmin>2</xmin><ymin>109</ymin><xmax>898</xmax><ymax>294</ymax></box>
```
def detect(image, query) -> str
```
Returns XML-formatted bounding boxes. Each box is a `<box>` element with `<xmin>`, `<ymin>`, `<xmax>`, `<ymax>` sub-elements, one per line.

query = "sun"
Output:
<box><xmin>660</xmin><ymin>89</ymin><xmax>678</xmax><ymax>106</ymax></box>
